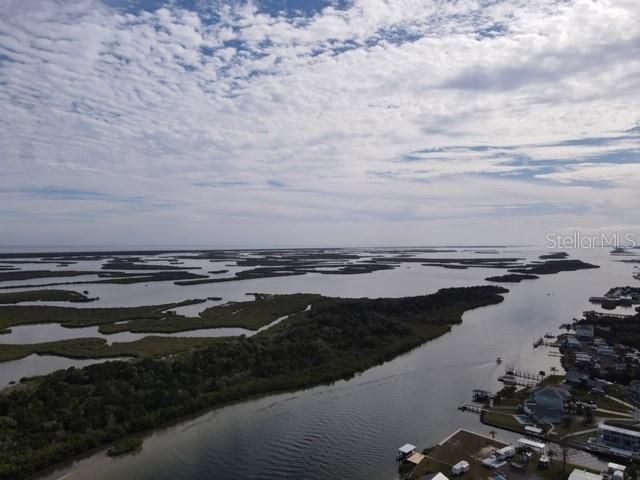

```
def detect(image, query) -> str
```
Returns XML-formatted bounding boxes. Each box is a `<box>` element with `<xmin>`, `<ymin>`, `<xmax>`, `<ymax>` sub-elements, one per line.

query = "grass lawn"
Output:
<box><xmin>409</xmin><ymin>430</ymin><xmax>507</xmax><ymax>479</ymax></box>
<box><xmin>483</xmin><ymin>410</ymin><xmax>527</xmax><ymax>433</ymax></box>
<box><xmin>571</xmin><ymin>389</ymin><xmax>634</xmax><ymax>413</ymax></box>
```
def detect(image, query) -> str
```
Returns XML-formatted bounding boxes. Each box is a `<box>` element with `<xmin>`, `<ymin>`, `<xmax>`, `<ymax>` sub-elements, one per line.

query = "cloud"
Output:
<box><xmin>0</xmin><ymin>0</ymin><xmax>639</xmax><ymax>246</ymax></box>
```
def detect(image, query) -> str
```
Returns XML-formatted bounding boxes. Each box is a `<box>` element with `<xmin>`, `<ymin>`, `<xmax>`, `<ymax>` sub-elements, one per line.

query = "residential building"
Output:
<box><xmin>523</xmin><ymin>386</ymin><xmax>571</xmax><ymax>424</ymax></box>
<box><xmin>597</xmin><ymin>421</ymin><xmax>640</xmax><ymax>454</ymax></box>
<box><xmin>575</xmin><ymin>324</ymin><xmax>594</xmax><ymax>340</ymax></box>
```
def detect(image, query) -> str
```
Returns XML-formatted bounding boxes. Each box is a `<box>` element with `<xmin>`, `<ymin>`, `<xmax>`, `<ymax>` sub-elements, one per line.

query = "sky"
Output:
<box><xmin>1</xmin><ymin>0</ymin><xmax>639</xmax><ymax>248</ymax></box>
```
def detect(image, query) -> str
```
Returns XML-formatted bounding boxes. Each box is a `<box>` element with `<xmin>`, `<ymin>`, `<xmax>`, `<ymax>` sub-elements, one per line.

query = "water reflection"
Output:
<box><xmin>1</xmin><ymin>248</ymin><xmax>636</xmax><ymax>480</ymax></box>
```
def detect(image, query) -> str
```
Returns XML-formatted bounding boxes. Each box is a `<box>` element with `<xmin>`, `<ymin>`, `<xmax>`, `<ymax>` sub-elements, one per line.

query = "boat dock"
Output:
<box><xmin>457</xmin><ymin>403</ymin><xmax>487</xmax><ymax>414</ymax></box>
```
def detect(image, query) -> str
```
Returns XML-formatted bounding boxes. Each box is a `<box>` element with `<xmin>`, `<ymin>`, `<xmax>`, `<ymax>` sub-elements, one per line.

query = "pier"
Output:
<box><xmin>472</xmin><ymin>389</ymin><xmax>494</xmax><ymax>402</ymax></box>
<box><xmin>457</xmin><ymin>403</ymin><xmax>487</xmax><ymax>414</ymax></box>
<box><xmin>499</xmin><ymin>366</ymin><xmax>542</xmax><ymax>387</ymax></box>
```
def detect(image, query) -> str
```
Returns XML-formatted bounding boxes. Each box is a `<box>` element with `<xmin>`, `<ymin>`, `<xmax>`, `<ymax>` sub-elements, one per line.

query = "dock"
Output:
<box><xmin>457</xmin><ymin>403</ymin><xmax>487</xmax><ymax>414</ymax></box>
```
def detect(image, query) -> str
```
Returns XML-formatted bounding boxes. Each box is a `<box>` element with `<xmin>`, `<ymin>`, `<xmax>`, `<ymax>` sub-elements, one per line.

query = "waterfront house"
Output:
<box><xmin>596</xmin><ymin>345</ymin><xmax>616</xmax><ymax>357</ymax></box>
<box><xmin>574</xmin><ymin>352</ymin><xmax>593</xmax><ymax>366</ymax></box>
<box><xmin>565</xmin><ymin>335</ymin><xmax>581</xmax><ymax>349</ymax></box>
<box><xmin>523</xmin><ymin>386</ymin><xmax>571</xmax><ymax>424</ymax></box>
<box><xmin>565</xmin><ymin>370</ymin><xmax>588</xmax><ymax>387</ymax></box>
<box><xmin>597</xmin><ymin>421</ymin><xmax>640</xmax><ymax>454</ymax></box>
<box><xmin>575</xmin><ymin>325</ymin><xmax>594</xmax><ymax>340</ymax></box>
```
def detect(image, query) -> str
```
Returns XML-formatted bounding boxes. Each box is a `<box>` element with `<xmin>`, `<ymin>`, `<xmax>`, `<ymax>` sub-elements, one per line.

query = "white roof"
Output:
<box><xmin>599</xmin><ymin>423</ymin><xmax>640</xmax><ymax>438</ymax></box>
<box><xmin>525</xmin><ymin>426</ymin><xmax>543</xmax><ymax>434</ymax></box>
<box><xmin>568</xmin><ymin>470</ymin><xmax>602</xmax><ymax>480</ymax></box>
<box><xmin>398</xmin><ymin>443</ymin><xmax>416</xmax><ymax>454</ymax></box>
<box><xmin>497</xmin><ymin>445</ymin><xmax>514</xmax><ymax>453</ymax></box>
<box><xmin>430</xmin><ymin>474</ymin><xmax>450</xmax><ymax>480</ymax></box>
<box><xmin>453</xmin><ymin>461</ymin><xmax>469</xmax><ymax>468</ymax></box>
<box><xmin>608</xmin><ymin>463</ymin><xmax>627</xmax><ymax>472</ymax></box>
<box><xmin>518</xmin><ymin>438</ymin><xmax>546</xmax><ymax>450</ymax></box>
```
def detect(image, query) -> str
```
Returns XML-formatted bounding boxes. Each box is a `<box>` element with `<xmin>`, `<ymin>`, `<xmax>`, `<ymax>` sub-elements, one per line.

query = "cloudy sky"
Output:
<box><xmin>1</xmin><ymin>0</ymin><xmax>639</xmax><ymax>248</ymax></box>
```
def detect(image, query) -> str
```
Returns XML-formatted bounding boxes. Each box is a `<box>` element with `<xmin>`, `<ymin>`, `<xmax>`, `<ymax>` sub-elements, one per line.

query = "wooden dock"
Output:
<box><xmin>457</xmin><ymin>403</ymin><xmax>487</xmax><ymax>414</ymax></box>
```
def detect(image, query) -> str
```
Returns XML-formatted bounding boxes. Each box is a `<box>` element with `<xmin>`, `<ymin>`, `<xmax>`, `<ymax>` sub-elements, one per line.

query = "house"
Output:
<box><xmin>568</xmin><ymin>469</ymin><xmax>602</xmax><ymax>480</ymax></box>
<box><xmin>597</xmin><ymin>421</ymin><xmax>640</xmax><ymax>454</ymax></box>
<box><xmin>565</xmin><ymin>336</ymin><xmax>581</xmax><ymax>349</ymax></box>
<box><xmin>523</xmin><ymin>386</ymin><xmax>571</xmax><ymax>424</ymax></box>
<box><xmin>575</xmin><ymin>352</ymin><xmax>593</xmax><ymax>365</ymax></box>
<box><xmin>532</xmin><ymin>386</ymin><xmax>571</xmax><ymax>410</ymax></box>
<box><xmin>424</xmin><ymin>473</ymin><xmax>451</xmax><ymax>480</ymax></box>
<box><xmin>575</xmin><ymin>324</ymin><xmax>594</xmax><ymax>340</ymax></box>
<box><xmin>565</xmin><ymin>370</ymin><xmax>588</xmax><ymax>386</ymax></box>
<box><xmin>597</xmin><ymin>345</ymin><xmax>616</xmax><ymax>357</ymax></box>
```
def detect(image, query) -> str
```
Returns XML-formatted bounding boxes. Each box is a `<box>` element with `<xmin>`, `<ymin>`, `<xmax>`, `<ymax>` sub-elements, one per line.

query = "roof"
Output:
<box><xmin>529</xmin><ymin>404</ymin><xmax>565</xmax><ymax>423</ymax></box>
<box><xmin>599</xmin><ymin>422</ymin><xmax>640</xmax><ymax>438</ymax></box>
<box><xmin>534</xmin><ymin>386</ymin><xmax>571</xmax><ymax>401</ymax></box>
<box><xmin>518</xmin><ymin>438</ymin><xmax>546</xmax><ymax>450</ymax></box>
<box><xmin>496</xmin><ymin>445</ymin><xmax>514</xmax><ymax>453</ymax></box>
<box><xmin>399</xmin><ymin>443</ymin><xmax>416</xmax><ymax>454</ymax></box>
<box><xmin>423</xmin><ymin>473</ymin><xmax>450</xmax><ymax>480</ymax></box>
<box><xmin>608</xmin><ymin>463</ymin><xmax>626</xmax><ymax>472</ymax></box>
<box><xmin>407</xmin><ymin>452</ymin><xmax>425</xmax><ymax>465</ymax></box>
<box><xmin>568</xmin><ymin>470</ymin><xmax>602</xmax><ymax>480</ymax></box>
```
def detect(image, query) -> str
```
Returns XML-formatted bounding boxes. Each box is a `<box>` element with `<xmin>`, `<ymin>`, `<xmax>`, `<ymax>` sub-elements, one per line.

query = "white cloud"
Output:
<box><xmin>0</xmin><ymin>0</ymin><xmax>639</xmax><ymax>246</ymax></box>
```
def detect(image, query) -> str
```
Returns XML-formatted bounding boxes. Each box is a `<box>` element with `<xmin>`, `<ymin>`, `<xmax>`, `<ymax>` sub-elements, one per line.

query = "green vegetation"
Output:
<box><xmin>0</xmin><ymin>271</ymin><xmax>209</xmax><ymax>290</ymax></box>
<box><xmin>482</xmin><ymin>410</ymin><xmax>525</xmax><ymax>432</ymax></box>
<box><xmin>106</xmin><ymin>437</ymin><xmax>143</xmax><ymax>456</ymax></box>
<box><xmin>102</xmin><ymin>259</ymin><xmax>196</xmax><ymax>271</ymax></box>
<box><xmin>408</xmin><ymin>429</ymin><xmax>506</xmax><ymax>480</ymax></box>
<box><xmin>539</xmin><ymin>252</ymin><xmax>569</xmax><ymax>259</ymax></box>
<box><xmin>509</xmin><ymin>259</ymin><xmax>599</xmax><ymax>275</ymax></box>
<box><xmin>0</xmin><ymin>286</ymin><xmax>507</xmax><ymax>479</ymax></box>
<box><xmin>0</xmin><ymin>299</ymin><xmax>205</xmax><ymax>334</ymax></box>
<box><xmin>0</xmin><ymin>290</ymin><xmax>95</xmax><ymax>304</ymax></box>
<box><xmin>0</xmin><ymin>294</ymin><xmax>315</xmax><ymax>337</ymax></box>
<box><xmin>0</xmin><ymin>270</ymin><xmax>99</xmax><ymax>282</ymax></box>
<box><xmin>175</xmin><ymin>263</ymin><xmax>395</xmax><ymax>285</ymax></box>
<box><xmin>0</xmin><ymin>336</ymin><xmax>225</xmax><ymax>362</ymax></box>
<box><xmin>99</xmin><ymin>294</ymin><xmax>318</xmax><ymax>333</ymax></box>
<box><xmin>486</xmin><ymin>273</ymin><xmax>540</xmax><ymax>283</ymax></box>
<box><xmin>446</xmin><ymin>418</ymin><xmax>594</xmax><ymax>480</ymax></box>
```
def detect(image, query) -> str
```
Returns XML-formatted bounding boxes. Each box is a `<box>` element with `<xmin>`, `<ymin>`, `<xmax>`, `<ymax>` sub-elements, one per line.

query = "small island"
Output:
<box><xmin>485</xmin><ymin>273</ymin><xmax>539</xmax><ymax>283</ymax></box>
<box><xmin>538</xmin><ymin>251</ymin><xmax>569</xmax><ymax>259</ymax></box>
<box><xmin>0</xmin><ymin>286</ymin><xmax>508</xmax><ymax>480</ymax></box>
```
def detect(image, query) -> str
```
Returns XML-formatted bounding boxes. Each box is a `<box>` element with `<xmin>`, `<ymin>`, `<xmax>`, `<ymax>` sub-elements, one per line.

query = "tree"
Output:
<box><xmin>584</xmin><ymin>407</ymin><xmax>594</xmax><ymax>425</ymax></box>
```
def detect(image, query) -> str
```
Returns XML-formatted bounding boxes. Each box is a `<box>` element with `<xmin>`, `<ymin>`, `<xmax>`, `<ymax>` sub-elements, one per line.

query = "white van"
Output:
<box><xmin>495</xmin><ymin>445</ymin><xmax>515</xmax><ymax>460</ymax></box>
<box><xmin>452</xmin><ymin>460</ymin><xmax>470</xmax><ymax>476</ymax></box>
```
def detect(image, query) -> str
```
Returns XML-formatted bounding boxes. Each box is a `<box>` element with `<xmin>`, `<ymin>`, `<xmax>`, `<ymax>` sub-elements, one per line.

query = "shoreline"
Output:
<box><xmin>4</xmin><ymin>287</ymin><xmax>508</xmax><ymax>480</ymax></box>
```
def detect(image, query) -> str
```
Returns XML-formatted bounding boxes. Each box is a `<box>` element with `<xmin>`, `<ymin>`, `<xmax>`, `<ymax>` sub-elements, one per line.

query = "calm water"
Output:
<box><xmin>0</xmin><ymin>247</ymin><xmax>636</xmax><ymax>480</ymax></box>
